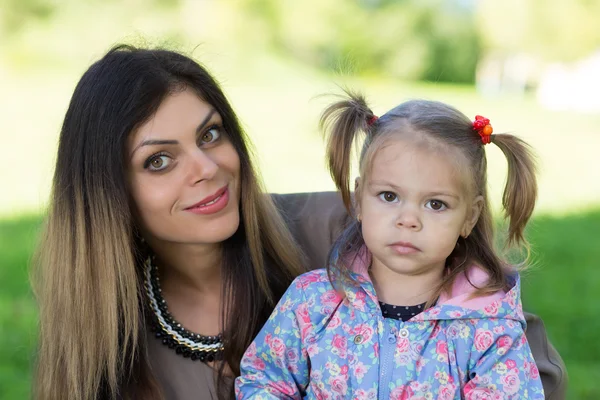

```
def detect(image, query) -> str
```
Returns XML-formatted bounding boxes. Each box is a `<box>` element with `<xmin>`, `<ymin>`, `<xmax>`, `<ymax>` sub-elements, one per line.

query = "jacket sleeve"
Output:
<box><xmin>235</xmin><ymin>277</ymin><xmax>310</xmax><ymax>399</ymax></box>
<box><xmin>464</xmin><ymin>319</ymin><xmax>546</xmax><ymax>399</ymax></box>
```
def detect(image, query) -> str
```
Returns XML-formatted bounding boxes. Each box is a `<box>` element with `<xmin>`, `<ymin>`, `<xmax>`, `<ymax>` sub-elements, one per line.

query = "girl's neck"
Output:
<box><xmin>369</xmin><ymin>260</ymin><xmax>444</xmax><ymax>306</ymax></box>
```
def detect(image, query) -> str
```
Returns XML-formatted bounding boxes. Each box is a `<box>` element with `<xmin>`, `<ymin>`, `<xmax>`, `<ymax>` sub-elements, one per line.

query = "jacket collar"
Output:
<box><xmin>339</xmin><ymin>247</ymin><xmax>523</xmax><ymax>324</ymax></box>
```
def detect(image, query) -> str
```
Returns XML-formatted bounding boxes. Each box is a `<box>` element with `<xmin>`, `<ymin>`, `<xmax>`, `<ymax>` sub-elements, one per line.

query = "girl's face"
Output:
<box><xmin>128</xmin><ymin>88</ymin><xmax>241</xmax><ymax>248</ymax></box>
<box><xmin>356</xmin><ymin>138</ymin><xmax>482</xmax><ymax>279</ymax></box>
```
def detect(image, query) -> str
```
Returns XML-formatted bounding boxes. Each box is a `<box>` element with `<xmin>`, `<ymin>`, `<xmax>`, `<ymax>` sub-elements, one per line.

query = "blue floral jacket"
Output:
<box><xmin>236</xmin><ymin>262</ymin><xmax>544</xmax><ymax>399</ymax></box>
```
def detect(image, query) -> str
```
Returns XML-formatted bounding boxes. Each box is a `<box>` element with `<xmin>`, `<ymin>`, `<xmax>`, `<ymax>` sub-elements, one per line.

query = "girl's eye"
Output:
<box><xmin>145</xmin><ymin>154</ymin><xmax>172</xmax><ymax>171</ymax></box>
<box><xmin>378</xmin><ymin>192</ymin><xmax>398</xmax><ymax>203</ymax></box>
<box><xmin>426</xmin><ymin>199</ymin><xmax>447</xmax><ymax>211</ymax></box>
<box><xmin>200</xmin><ymin>126</ymin><xmax>222</xmax><ymax>145</ymax></box>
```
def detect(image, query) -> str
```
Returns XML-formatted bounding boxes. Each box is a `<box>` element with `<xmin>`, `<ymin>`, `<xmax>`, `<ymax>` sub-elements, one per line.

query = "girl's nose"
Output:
<box><xmin>395</xmin><ymin>207</ymin><xmax>422</xmax><ymax>231</ymax></box>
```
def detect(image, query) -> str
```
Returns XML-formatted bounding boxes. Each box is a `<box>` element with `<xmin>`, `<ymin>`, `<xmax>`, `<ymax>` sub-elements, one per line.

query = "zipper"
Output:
<box><xmin>379</xmin><ymin>320</ymin><xmax>398</xmax><ymax>400</ymax></box>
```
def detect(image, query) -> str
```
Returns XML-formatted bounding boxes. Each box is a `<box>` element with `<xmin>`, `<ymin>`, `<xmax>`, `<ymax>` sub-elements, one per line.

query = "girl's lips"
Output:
<box><xmin>389</xmin><ymin>241</ymin><xmax>421</xmax><ymax>255</ymax></box>
<box><xmin>185</xmin><ymin>186</ymin><xmax>230</xmax><ymax>215</ymax></box>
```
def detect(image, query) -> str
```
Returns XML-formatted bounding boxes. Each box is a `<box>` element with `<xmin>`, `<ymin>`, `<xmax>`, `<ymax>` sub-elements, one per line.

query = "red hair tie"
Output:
<box><xmin>367</xmin><ymin>115</ymin><xmax>379</xmax><ymax>126</ymax></box>
<box><xmin>472</xmin><ymin>115</ymin><xmax>493</xmax><ymax>145</ymax></box>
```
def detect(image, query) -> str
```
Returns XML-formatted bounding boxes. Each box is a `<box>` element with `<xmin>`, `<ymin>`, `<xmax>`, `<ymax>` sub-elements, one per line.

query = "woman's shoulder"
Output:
<box><xmin>271</xmin><ymin>192</ymin><xmax>350</xmax><ymax>270</ymax></box>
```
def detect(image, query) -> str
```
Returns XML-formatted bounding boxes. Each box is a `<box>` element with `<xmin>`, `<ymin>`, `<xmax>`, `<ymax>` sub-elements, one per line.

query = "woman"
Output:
<box><xmin>33</xmin><ymin>45</ymin><xmax>305</xmax><ymax>400</ymax></box>
<box><xmin>32</xmin><ymin>45</ymin><xmax>566</xmax><ymax>400</ymax></box>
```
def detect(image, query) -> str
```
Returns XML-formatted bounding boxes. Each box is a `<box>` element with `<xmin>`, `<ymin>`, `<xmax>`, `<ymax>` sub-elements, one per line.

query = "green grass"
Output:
<box><xmin>522</xmin><ymin>209</ymin><xmax>600</xmax><ymax>399</ymax></box>
<box><xmin>1</xmin><ymin>209</ymin><xmax>599</xmax><ymax>398</ymax></box>
<box><xmin>0</xmin><ymin>216</ymin><xmax>41</xmax><ymax>400</ymax></box>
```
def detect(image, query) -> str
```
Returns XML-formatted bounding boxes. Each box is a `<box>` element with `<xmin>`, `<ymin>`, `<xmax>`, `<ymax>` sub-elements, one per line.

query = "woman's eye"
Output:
<box><xmin>426</xmin><ymin>200</ymin><xmax>447</xmax><ymax>211</ymax></box>
<box><xmin>145</xmin><ymin>155</ymin><xmax>172</xmax><ymax>171</ymax></box>
<box><xmin>200</xmin><ymin>126</ymin><xmax>222</xmax><ymax>145</ymax></box>
<box><xmin>378</xmin><ymin>192</ymin><xmax>398</xmax><ymax>203</ymax></box>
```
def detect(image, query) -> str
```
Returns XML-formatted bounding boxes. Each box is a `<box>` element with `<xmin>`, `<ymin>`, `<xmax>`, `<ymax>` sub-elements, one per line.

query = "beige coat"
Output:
<box><xmin>148</xmin><ymin>192</ymin><xmax>567</xmax><ymax>399</ymax></box>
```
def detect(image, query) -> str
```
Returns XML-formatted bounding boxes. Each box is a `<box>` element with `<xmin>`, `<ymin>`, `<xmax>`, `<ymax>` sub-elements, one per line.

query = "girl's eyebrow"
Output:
<box><xmin>369</xmin><ymin>180</ymin><xmax>403</xmax><ymax>192</ymax></box>
<box><xmin>426</xmin><ymin>191</ymin><xmax>460</xmax><ymax>200</ymax></box>
<box><xmin>369</xmin><ymin>180</ymin><xmax>460</xmax><ymax>199</ymax></box>
<box><xmin>129</xmin><ymin>109</ymin><xmax>216</xmax><ymax>158</ymax></box>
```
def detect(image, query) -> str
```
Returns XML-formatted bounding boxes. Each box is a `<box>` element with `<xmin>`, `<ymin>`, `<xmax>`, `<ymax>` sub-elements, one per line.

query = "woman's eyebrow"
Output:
<box><xmin>195</xmin><ymin>109</ymin><xmax>216</xmax><ymax>134</ymax></box>
<box><xmin>130</xmin><ymin>108</ymin><xmax>217</xmax><ymax>157</ymax></box>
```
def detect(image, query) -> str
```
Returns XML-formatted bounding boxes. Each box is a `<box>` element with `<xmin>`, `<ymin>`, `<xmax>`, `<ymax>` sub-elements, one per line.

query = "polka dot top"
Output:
<box><xmin>378</xmin><ymin>301</ymin><xmax>426</xmax><ymax>322</ymax></box>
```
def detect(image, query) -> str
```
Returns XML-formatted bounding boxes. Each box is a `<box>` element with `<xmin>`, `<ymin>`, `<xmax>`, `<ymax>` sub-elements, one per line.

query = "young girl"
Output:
<box><xmin>235</xmin><ymin>92</ymin><xmax>545</xmax><ymax>399</ymax></box>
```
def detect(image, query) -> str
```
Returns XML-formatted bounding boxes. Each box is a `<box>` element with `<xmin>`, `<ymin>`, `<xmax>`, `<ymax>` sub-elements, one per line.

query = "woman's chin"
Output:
<box><xmin>189</xmin><ymin>212</ymin><xmax>241</xmax><ymax>244</ymax></box>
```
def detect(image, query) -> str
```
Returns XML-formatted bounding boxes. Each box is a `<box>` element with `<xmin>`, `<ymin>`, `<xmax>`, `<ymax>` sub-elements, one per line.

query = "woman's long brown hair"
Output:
<box><xmin>32</xmin><ymin>45</ymin><xmax>304</xmax><ymax>400</ymax></box>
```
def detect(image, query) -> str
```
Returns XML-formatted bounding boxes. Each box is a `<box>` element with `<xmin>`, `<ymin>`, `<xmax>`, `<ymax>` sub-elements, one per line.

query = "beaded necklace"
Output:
<box><xmin>144</xmin><ymin>256</ymin><xmax>224</xmax><ymax>362</ymax></box>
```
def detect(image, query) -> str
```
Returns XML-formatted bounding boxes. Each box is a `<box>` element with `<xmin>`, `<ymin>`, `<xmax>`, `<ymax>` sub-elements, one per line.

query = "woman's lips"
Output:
<box><xmin>184</xmin><ymin>186</ymin><xmax>229</xmax><ymax>215</ymax></box>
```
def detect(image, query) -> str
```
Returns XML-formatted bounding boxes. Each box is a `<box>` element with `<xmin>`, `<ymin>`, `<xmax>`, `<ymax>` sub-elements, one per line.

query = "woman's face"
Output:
<box><xmin>128</xmin><ymin>88</ymin><xmax>241</xmax><ymax>247</ymax></box>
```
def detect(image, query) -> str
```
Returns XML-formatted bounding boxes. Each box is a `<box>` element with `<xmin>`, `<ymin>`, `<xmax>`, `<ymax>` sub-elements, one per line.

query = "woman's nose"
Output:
<box><xmin>189</xmin><ymin>149</ymin><xmax>218</xmax><ymax>185</ymax></box>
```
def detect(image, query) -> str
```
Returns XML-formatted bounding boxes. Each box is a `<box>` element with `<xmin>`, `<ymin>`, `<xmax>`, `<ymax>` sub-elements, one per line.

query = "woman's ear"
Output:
<box><xmin>461</xmin><ymin>195</ymin><xmax>483</xmax><ymax>237</ymax></box>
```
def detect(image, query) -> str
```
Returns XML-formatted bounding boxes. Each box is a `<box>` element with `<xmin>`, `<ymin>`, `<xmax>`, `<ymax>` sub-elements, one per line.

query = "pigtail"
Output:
<box><xmin>491</xmin><ymin>134</ymin><xmax>538</xmax><ymax>246</ymax></box>
<box><xmin>320</xmin><ymin>90</ymin><xmax>376</xmax><ymax>213</ymax></box>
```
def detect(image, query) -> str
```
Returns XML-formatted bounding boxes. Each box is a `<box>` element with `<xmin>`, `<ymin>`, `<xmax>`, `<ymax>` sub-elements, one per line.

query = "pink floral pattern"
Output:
<box><xmin>236</xmin><ymin>269</ymin><xmax>544</xmax><ymax>399</ymax></box>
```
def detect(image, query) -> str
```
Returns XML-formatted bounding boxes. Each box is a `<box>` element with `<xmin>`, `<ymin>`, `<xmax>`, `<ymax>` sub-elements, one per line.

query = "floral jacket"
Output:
<box><xmin>236</xmin><ymin>259</ymin><xmax>545</xmax><ymax>399</ymax></box>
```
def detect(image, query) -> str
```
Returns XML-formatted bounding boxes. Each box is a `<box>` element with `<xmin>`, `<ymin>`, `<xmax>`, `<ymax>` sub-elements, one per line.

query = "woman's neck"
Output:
<box><xmin>151</xmin><ymin>241</ymin><xmax>224</xmax><ymax>336</ymax></box>
<box><xmin>154</xmin><ymin>242</ymin><xmax>222</xmax><ymax>292</ymax></box>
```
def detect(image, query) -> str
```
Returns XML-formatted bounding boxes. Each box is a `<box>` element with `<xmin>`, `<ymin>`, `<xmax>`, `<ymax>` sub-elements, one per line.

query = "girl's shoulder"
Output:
<box><xmin>292</xmin><ymin>268</ymin><xmax>332</xmax><ymax>291</ymax></box>
<box><xmin>286</xmin><ymin>269</ymin><xmax>346</xmax><ymax>307</ymax></box>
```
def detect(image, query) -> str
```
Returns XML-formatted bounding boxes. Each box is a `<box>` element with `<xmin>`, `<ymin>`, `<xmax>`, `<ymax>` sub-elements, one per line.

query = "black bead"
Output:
<box><xmin>146</xmin><ymin>257</ymin><xmax>225</xmax><ymax>365</ymax></box>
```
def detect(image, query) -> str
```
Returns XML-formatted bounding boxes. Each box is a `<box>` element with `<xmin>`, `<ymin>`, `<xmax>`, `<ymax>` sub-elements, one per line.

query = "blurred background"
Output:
<box><xmin>0</xmin><ymin>0</ymin><xmax>598</xmax><ymax>398</ymax></box>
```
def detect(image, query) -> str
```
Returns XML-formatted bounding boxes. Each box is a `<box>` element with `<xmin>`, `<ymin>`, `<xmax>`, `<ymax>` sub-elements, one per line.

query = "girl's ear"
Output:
<box><xmin>461</xmin><ymin>195</ymin><xmax>483</xmax><ymax>237</ymax></box>
<box><xmin>354</xmin><ymin>177</ymin><xmax>362</xmax><ymax>220</ymax></box>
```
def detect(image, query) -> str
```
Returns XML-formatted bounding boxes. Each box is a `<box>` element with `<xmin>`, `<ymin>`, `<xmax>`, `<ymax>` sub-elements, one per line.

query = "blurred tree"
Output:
<box><xmin>0</xmin><ymin>0</ymin><xmax>180</xmax><ymax>36</ymax></box>
<box><xmin>239</xmin><ymin>0</ymin><xmax>481</xmax><ymax>83</ymax></box>
<box><xmin>477</xmin><ymin>0</ymin><xmax>600</xmax><ymax>61</ymax></box>
<box><xmin>0</xmin><ymin>0</ymin><xmax>56</xmax><ymax>35</ymax></box>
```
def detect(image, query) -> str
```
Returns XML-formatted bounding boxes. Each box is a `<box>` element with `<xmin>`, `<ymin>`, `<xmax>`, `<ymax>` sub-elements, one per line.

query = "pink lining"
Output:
<box><xmin>348</xmin><ymin>247</ymin><xmax>371</xmax><ymax>279</ymax></box>
<box><xmin>438</xmin><ymin>266</ymin><xmax>506</xmax><ymax>309</ymax></box>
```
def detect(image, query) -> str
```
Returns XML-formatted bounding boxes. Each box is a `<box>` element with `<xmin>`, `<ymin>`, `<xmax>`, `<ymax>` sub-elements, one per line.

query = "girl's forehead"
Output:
<box><xmin>366</xmin><ymin>135</ymin><xmax>458</xmax><ymax>167</ymax></box>
<box><xmin>364</xmin><ymin>137</ymin><xmax>474</xmax><ymax>194</ymax></box>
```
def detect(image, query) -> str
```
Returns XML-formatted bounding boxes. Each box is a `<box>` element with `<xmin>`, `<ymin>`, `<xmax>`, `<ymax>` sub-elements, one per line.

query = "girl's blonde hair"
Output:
<box><xmin>321</xmin><ymin>90</ymin><xmax>537</xmax><ymax>303</ymax></box>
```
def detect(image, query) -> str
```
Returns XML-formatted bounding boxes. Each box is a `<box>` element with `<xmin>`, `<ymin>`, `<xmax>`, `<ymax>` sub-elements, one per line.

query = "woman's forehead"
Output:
<box><xmin>128</xmin><ymin>90</ymin><xmax>217</xmax><ymax>149</ymax></box>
